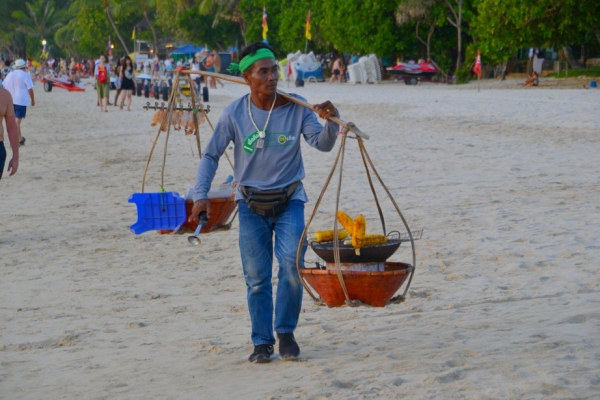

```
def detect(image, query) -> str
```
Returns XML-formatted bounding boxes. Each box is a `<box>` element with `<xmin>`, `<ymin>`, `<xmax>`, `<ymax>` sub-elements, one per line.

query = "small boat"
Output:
<box><xmin>386</xmin><ymin>61</ymin><xmax>439</xmax><ymax>85</ymax></box>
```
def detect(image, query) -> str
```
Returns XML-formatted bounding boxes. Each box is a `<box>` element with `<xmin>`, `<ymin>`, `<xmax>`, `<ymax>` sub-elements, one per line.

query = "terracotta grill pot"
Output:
<box><xmin>159</xmin><ymin>197</ymin><xmax>237</xmax><ymax>234</ymax></box>
<box><xmin>299</xmin><ymin>262</ymin><xmax>414</xmax><ymax>307</ymax></box>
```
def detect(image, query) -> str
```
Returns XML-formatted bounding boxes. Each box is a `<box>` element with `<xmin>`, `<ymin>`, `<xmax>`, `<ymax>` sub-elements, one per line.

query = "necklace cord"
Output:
<box><xmin>248</xmin><ymin>93</ymin><xmax>277</xmax><ymax>139</ymax></box>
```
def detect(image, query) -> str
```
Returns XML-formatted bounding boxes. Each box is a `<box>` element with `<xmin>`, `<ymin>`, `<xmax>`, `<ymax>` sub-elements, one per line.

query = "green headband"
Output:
<box><xmin>227</xmin><ymin>48</ymin><xmax>276</xmax><ymax>74</ymax></box>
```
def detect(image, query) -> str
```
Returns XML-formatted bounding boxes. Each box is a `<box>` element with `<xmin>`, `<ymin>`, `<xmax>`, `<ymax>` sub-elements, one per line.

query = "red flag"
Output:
<box><xmin>473</xmin><ymin>50</ymin><xmax>481</xmax><ymax>77</ymax></box>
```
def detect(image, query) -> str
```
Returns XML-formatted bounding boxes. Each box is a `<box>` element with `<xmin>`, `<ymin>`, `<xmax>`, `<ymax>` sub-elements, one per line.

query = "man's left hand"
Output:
<box><xmin>313</xmin><ymin>101</ymin><xmax>337</xmax><ymax>120</ymax></box>
<box><xmin>7</xmin><ymin>157</ymin><xmax>18</xmax><ymax>176</ymax></box>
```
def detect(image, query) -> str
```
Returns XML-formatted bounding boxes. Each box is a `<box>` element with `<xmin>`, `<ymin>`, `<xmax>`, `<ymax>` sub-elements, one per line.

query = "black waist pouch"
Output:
<box><xmin>240</xmin><ymin>181</ymin><xmax>300</xmax><ymax>217</ymax></box>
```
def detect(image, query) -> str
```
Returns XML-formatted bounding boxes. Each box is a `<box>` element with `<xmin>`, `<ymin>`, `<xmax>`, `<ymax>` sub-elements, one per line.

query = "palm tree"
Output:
<box><xmin>12</xmin><ymin>0</ymin><xmax>64</xmax><ymax>43</ymax></box>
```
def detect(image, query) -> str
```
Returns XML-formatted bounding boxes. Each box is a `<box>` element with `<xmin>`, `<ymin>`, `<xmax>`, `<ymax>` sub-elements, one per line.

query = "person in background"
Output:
<box><xmin>69</xmin><ymin>57</ymin><xmax>77</xmax><ymax>82</ymax></box>
<box><xmin>59</xmin><ymin>58</ymin><xmax>66</xmax><ymax>74</ymax></box>
<box><xmin>212</xmin><ymin>49</ymin><xmax>225</xmax><ymax>88</ymax></box>
<box><xmin>87</xmin><ymin>59</ymin><xmax>94</xmax><ymax>79</ymax></box>
<box><xmin>165</xmin><ymin>57</ymin><xmax>174</xmax><ymax>79</ymax></box>
<box><xmin>190</xmin><ymin>53</ymin><xmax>203</xmax><ymax>96</ymax></box>
<box><xmin>119</xmin><ymin>56</ymin><xmax>136</xmax><ymax>111</ymax></box>
<box><xmin>203</xmin><ymin>51</ymin><xmax>216</xmax><ymax>88</ymax></box>
<box><xmin>95</xmin><ymin>55</ymin><xmax>111</xmax><ymax>112</ymax></box>
<box><xmin>523</xmin><ymin>71</ymin><xmax>539</xmax><ymax>87</ymax></box>
<box><xmin>0</xmin><ymin>86</ymin><xmax>19</xmax><ymax>178</ymax></box>
<box><xmin>113</xmin><ymin>57</ymin><xmax>125</xmax><ymax>107</ymax></box>
<box><xmin>152</xmin><ymin>55</ymin><xmax>160</xmax><ymax>79</ymax></box>
<box><xmin>0</xmin><ymin>59</ymin><xmax>5</xmax><ymax>86</ymax></box>
<box><xmin>328</xmin><ymin>57</ymin><xmax>345</xmax><ymax>84</ymax></box>
<box><xmin>2</xmin><ymin>59</ymin><xmax>34</xmax><ymax>146</ymax></box>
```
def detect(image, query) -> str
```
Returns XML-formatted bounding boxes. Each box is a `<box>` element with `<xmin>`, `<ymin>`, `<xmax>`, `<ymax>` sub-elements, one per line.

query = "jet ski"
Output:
<box><xmin>387</xmin><ymin>61</ymin><xmax>439</xmax><ymax>85</ymax></box>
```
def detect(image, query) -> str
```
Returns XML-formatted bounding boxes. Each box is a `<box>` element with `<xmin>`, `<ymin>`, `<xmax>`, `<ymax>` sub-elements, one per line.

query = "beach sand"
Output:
<box><xmin>1</xmin><ymin>77</ymin><xmax>599</xmax><ymax>399</ymax></box>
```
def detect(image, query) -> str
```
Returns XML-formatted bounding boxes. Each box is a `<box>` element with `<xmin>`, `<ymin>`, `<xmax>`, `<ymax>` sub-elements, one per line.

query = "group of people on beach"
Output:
<box><xmin>94</xmin><ymin>55</ymin><xmax>137</xmax><ymax>113</ymax></box>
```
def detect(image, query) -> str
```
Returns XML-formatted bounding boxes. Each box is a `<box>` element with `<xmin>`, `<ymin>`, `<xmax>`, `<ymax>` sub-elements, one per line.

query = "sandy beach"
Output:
<box><xmin>1</xmin><ymin>76</ymin><xmax>599</xmax><ymax>399</ymax></box>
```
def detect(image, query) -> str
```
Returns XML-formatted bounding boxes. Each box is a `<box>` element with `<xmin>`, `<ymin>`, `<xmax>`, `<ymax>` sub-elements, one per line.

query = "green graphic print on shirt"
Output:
<box><xmin>243</xmin><ymin>130</ymin><xmax>296</xmax><ymax>154</ymax></box>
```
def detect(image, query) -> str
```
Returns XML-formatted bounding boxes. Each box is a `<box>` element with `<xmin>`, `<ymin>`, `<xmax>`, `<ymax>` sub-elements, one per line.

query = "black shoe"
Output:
<box><xmin>248</xmin><ymin>344</ymin><xmax>274</xmax><ymax>363</ymax></box>
<box><xmin>277</xmin><ymin>333</ymin><xmax>300</xmax><ymax>360</ymax></box>
<box><xmin>19</xmin><ymin>137</ymin><xmax>25</xmax><ymax>146</ymax></box>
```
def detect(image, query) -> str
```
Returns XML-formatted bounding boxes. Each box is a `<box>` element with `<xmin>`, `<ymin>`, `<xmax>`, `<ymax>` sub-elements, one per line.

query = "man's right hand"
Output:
<box><xmin>189</xmin><ymin>199</ymin><xmax>212</xmax><ymax>223</ymax></box>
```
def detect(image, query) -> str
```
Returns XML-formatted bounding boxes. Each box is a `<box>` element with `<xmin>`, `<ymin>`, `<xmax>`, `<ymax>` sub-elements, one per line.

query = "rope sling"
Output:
<box><xmin>295</xmin><ymin>131</ymin><xmax>417</xmax><ymax>307</ymax></box>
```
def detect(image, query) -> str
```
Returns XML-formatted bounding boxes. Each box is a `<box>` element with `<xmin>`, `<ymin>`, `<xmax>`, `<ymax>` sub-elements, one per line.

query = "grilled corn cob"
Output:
<box><xmin>356</xmin><ymin>234</ymin><xmax>388</xmax><ymax>247</ymax></box>
<box><xmin>336</xmin><ymin>210</ymin><xmax>355</xmax><ymax>236</ymax></box>
<box><xmin>352</xmin><ymin>215</ymin><xmax>366</xmax><ymax>255</ymax></box>
<box><xmin>311</xmin><ymin>230</ymin><xmax>349</xmax><ymax>243</ymax></box>
<box><xmin>344</xmin><ymin>234</ymin><xmax>387</xmax><ymax>247</ymax></box>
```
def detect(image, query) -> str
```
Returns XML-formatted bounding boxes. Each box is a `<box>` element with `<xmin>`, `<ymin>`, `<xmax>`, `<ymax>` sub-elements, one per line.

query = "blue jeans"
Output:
<box><xmin>238</xmin><ymin>199</ymin><xmax>306</xmax><ymax>346</ymax></box>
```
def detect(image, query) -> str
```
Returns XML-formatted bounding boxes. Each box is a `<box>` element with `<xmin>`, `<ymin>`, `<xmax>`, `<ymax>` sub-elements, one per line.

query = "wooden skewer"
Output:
<box><xmin>178</xmin><ymin>69</ymin><xmax>369</xmax><ymax>140</ymax></box>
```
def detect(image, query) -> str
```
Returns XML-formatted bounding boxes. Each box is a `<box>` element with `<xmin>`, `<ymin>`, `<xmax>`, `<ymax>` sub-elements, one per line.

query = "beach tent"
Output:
<box><xmin>170</xmin><ymin>45</ymin><xmax>204</xmax><ymax>62</ymax></box>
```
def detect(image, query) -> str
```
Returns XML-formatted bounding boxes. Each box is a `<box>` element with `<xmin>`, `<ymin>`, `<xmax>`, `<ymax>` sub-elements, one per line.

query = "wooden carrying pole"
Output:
<box><xmin>178</xmin><ymin>69</ymin><xmax>369</xmax><ymax>140</ymax></box>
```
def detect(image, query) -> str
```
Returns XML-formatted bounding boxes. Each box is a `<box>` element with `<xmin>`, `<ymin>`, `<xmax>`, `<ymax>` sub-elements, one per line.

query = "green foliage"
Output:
<box><xmin>237</xmin><ymin>0</ymin><xmax>283</xmax><ymax>54</ymax></box>
<box><xmin>471</xmin><ymin>0</ymin><xmax>600</xmax><ymax>65</ymax></box>
<box><xmin>2</xmin><ymin>0</ymin><xmax>600</xmax><ymax>71</ymax></box>
<box><xmin>454</xmin><ymin>64</ymin><xmax>472</xmax><ymax>83</ymax></box>
<box><xmin>546</xmin><ymin>66</ymin><xmax>600</xmax><ymax>79</ymax></box>
<box><xmin>319</xmin><ymin>0</ymin><xmax>401</xmax><ymax>55</ymax></box>
<box><xmin>55</xmin><ymin>4</ymin><xmax>113</xmax><ymax>57</ymax></box>
<box><xmin>275</xmin><ymin>0</ymin><xmax>315</xmax><ymax>54</ymax></box>
<box><xmin>177</xmin><ymin>7</ymin><xmax>243</xmax><ymax>50</ymax></box>
<box><xmin>78</xmin><ymin>7</ymin><xmax>114</xmax><ymax>57</ymax></box>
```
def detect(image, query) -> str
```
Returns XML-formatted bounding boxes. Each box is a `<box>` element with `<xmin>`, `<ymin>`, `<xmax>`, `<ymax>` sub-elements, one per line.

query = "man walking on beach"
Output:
<box><xmin>2</xmin><ymin>59</ymin><xmax>34</xmax><ymax>146</ymax></box>
<box><xmin>189</xmin><ymin>42</ymin><xmax>340</xmax><ymax>363</ymax></box>
<box><xmin>0</xmin><ymin>87</ymin><xmax>20</xmax><ymax>178</ymax></box>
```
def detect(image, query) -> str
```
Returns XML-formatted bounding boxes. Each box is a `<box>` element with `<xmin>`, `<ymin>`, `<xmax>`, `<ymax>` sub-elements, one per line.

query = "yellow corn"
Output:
<box><xmin>336</xmin><ymin>210</ymin><xmax>354</xmax><ymax>236</ymax></box>
<box><xmin>352</xmin><ymin>215</ymin><xmax>366</xmax><ymax>255</ymax></box>
<box><xmin>345</xmin><ymin>234</ymin><xmax>387</xmax><ymax>248</ymax></box>
<box><xmin>356</xmin><ymin>234</ymin><xmax>388</xmax><ymax>247</ymax></box>
<box><xmin>311</xmin><ymin>230</ymin><xmax>348</xmax><ymax>243</ymax></box>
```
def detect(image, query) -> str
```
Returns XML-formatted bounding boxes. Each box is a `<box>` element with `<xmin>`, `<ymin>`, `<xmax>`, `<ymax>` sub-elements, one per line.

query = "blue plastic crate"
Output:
<box><xmin>128</xmin><ymin>192</ymin><xmax>186</xmax><ymax>234</ymax></box>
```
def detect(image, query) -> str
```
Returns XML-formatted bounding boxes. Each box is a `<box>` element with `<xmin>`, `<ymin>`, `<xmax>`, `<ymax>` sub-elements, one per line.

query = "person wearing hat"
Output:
<box><xmin>2</xmin><ymin>59</ymin><xmax>34</xmax><ymax>146</ymax></box>
<box><xmin>189</xmin><ymin>42</ymin><xmax>340</xmax><ymax>364</ymax></box>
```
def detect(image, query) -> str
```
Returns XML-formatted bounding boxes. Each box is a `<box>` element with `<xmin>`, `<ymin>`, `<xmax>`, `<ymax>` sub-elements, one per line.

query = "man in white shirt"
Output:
<box><xmin>2</xmin><ymin>59</ymin><xmax>35</xmax><ymax>146</ymax></box>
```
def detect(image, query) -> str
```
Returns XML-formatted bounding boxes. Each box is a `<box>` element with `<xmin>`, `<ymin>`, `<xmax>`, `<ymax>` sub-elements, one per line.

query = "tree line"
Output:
<box><xmin>1</xmin><ymin>0</ymin><xmax>599</xmax><ymax>75</ymax></box>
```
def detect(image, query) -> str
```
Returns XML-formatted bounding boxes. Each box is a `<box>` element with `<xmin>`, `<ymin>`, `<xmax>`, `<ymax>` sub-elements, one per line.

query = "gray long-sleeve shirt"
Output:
<box><xmin>194</xmin><ymin>93</ymin><xmax>339</xmax><ymax>202</ymax></box>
